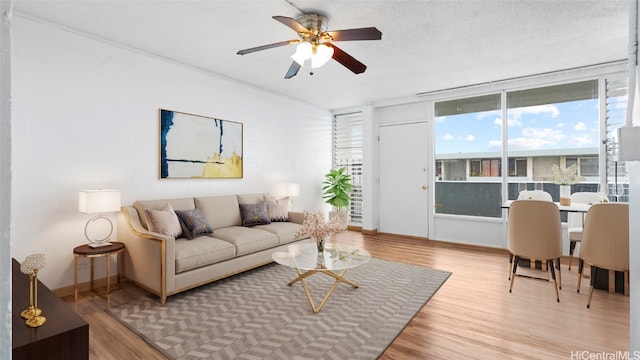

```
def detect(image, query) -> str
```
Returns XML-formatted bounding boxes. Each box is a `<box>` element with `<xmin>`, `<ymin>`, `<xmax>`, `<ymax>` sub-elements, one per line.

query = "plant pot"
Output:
<box><xmin>329</xmin><ymin>210</ymin><xmax>348</xmax><ymax>231</ymax></box>
<box><xmin>559</xmin><ymin>185</ymin><xmax>571</xmax><ymax>206</ymax></box>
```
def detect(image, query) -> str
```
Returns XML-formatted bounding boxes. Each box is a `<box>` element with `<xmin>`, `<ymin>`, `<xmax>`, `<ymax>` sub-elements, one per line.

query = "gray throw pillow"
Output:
<box><xmin>239</xmin><ymin>202</ymin><xmax>271</xmax><ymax>227</ymax></box>
<box><xmin>175</xmin><ymin>209</ymin><xmax>214</xmax><ymax>240</ymax></box>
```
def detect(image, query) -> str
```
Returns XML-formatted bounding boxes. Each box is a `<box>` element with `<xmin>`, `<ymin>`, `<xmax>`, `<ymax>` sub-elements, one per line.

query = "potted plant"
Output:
<box><xmin>322</xmin><ymin>167</ymin><xmax>353</xmax><ymax>230</ymax></box>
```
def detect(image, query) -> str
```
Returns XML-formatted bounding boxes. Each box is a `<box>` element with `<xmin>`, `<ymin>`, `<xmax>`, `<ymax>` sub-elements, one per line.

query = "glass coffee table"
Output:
<box><xmin>272</xmin><ymin>242</ymin><xmax>371</xmax><ymax>313</ymax></box>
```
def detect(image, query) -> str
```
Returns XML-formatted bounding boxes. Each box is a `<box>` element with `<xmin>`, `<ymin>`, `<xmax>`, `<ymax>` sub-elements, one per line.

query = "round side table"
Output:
<box><xmin>73</xmin><ymin>242</ymin><xmax>125</xmax><ymax>302</ymax></box>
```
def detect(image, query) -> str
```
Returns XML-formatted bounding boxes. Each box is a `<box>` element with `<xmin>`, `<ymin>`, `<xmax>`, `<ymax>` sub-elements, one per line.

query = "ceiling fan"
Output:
<box><xmin>237</xmin><ymin>14</ymin><xmax>382</xmax><ymax>79</ymax></box>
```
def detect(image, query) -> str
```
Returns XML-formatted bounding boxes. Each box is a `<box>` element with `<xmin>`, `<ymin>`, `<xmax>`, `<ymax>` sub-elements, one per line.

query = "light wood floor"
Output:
<box><xmin>63</xmin><ymin>231</ymin><xmax>630</xmax><ymax>359</ymax></box>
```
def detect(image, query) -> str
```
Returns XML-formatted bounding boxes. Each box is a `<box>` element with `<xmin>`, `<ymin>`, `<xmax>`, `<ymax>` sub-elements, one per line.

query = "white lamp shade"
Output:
<box><xmin>291</xmin><ymin>41</ymin><xmax>313</xmax><ymax>65</ymax></box>
<box><xmin>273</xmin><ymin>183</ymin><xmax>300</xmax><ymax>198</ymax></box>
<box><xmin>311</xmin><ymin>44</ymin><xmax>334</xmax><ymax>69</ymax></box>
<box><xmin>79</xmin><ymin>189</ymin><xmax>121</xmax><ymax>213</ymax></box>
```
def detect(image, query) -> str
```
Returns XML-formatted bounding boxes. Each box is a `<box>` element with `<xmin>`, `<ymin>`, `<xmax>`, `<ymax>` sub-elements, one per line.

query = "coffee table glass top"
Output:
<box><xmin>272</xmin><ymin>242</ymin><xmax>371</xmax><ymax>271</ymax></box>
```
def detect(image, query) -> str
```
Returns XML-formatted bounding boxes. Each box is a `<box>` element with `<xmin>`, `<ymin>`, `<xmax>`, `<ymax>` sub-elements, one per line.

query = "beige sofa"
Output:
<box><xmin>118</xmin><ymin>193</ymin><xmax>309</xmax><ymax>304</ymax></box>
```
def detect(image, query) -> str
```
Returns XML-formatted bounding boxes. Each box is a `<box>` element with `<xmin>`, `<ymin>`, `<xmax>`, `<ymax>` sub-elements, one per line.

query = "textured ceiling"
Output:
<box><xmin>13</xmin><ymin>0</ymin><xmax>631</xmax><ymax>110</ymax></box>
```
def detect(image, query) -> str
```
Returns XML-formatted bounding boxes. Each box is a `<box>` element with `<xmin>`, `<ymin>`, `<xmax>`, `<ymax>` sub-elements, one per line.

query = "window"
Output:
<box><xmin>507</xmin><ymin>80</ymin><xmax>599</xmax><ymax>196</ymax></box>
<box><xmin>566</xmin><ymin>156</ymin><xmax>598</xmax><ymax>177</ymax></box>
<box><xmin>435</xmin><ymin>79</ymin><xmax>601</xmax><ymax>218</ymax></box>
<box><xmin>470</xmin><ymin>158</ymin><xmax>501</xmax><ymax>177</ymax></box>
<box><xmin>509</xmin><ymin>158</ymin><xmax>527</xmax><ymax>177</ymax></box>
<box><xmin>435</xmin><ymin>94</ymin><xmax>502</xmax><ymax>217</ymax></box>
<box><xmin>333</xmin><ymin>112</ymin><xmax>363</xmax><ymax>224</ymax></box>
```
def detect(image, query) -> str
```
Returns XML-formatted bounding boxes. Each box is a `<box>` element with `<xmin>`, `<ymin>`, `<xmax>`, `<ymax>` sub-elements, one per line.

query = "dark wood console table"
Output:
<box><xmin>12</xmin><ymin>258</ymin><xmax>89</xmax><ymax>360</ymax></box>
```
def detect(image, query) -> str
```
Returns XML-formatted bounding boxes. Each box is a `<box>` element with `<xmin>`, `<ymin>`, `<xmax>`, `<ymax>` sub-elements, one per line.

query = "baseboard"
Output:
<box><xmin>361</xmin><ymin>228</ymin><xmax>378</xmax><ymax>235</ymax></box>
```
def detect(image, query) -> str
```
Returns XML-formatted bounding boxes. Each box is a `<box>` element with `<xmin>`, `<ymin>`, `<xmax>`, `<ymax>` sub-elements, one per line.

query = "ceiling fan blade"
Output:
<box><xmin>284</xmin><ymin>61</ymin><xmax>301</xmax><ymax>79</ymax></box>
<box><xmin>237</xmin><ymin>40</ymin><xmax>299</xmax><ymax>55</ymax></box>
<box><xmin>325</xmin><ymin>27</ymin><xmax>382</xmax><ymax>41</ymax></box>
<box><xmin>327</xmin><ymin>43</ymin><xmax>367</xmax><ymax>74</ymax></box>
<box><xmin>273</xmin><ymin>16</ymin><xmax>309</xmax><ymax>34</ymax></box>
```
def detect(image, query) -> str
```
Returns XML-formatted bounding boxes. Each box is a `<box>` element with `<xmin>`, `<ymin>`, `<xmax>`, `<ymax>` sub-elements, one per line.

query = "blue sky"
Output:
<box><xmin>435</xmin><ymin>99</ymin><xmax>600</xmax><ymax>154</ymax></box>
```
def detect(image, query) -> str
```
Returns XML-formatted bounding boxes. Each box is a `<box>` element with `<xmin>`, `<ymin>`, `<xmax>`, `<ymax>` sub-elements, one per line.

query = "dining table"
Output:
<box><xmin>502</xmin><ymin>199</ymin><xmax>624</xmax><ymax>294</ymax></box>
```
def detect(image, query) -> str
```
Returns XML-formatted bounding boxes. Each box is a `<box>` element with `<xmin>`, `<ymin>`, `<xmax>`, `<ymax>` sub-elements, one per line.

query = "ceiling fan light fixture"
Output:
<box><xmin>291</xmin><ymin>41</ymin><xmax>313</xmax><ymax>65</ymax></box>
<box><xmin>311</xmin><ymin>44</ymin><xmax>334</xmax><ymax>69</ymax></box>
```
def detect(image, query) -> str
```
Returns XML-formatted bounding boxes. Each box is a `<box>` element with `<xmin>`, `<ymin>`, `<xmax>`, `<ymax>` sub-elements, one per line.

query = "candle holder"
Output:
<box><xmin>20</xmin><ymin>253</ymin><xmax>47</xmax><ymax>328</ymax></box>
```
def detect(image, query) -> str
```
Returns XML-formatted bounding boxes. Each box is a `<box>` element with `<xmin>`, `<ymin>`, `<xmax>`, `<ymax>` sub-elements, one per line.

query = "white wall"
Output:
<box><xmin>0</xmin><ymin>1</ymin><xmax>12</xmax><ymax>357</ymax></box>
<box><xmin>11</xmin><ymin>17</ymin><xmax>332</xmax><ymax>290</ymax></box>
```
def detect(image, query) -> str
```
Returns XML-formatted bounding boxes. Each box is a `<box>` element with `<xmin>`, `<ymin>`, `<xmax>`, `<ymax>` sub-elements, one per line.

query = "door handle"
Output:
<box><xmin>422</xmin><ymin>185</ymin><xmax>427</xmax><ymax>190</ymax></box>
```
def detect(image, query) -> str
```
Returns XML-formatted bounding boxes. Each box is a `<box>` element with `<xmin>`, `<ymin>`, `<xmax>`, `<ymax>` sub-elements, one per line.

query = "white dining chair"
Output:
<box><xmin>508</xmin><ymin>190</ymin><xmax>553</xmax><ymax>280</ymax></box>
<box><xmin>577</xmin><ymin>203</ymin><xmax>629</xmax><ymax>308</ymax></box>
<box><xmin>567</xmin><ymin>192</ymin><xmax>608</xmax><ymax>270</ymax></box>
<box><xmin>518</xmin><ymin>190</ymin><xmax>552</xmax><ymax>201</ymax></box>
<box><xmin>508</xmin><ymin>200</ymin><xmax>563</xmax><ymax>302</ymax></box>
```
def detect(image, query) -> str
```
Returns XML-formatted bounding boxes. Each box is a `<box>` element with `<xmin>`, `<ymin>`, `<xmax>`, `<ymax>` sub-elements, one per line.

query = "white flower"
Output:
<box><xmin>294</xmin><ymin>211</ymin><xmax>343</xmax><ymax>241</ymax></box>
<box><xmin>550</xmin><ymin>164</ymin><xmax>584</xmax><ymax>185</ymax></box>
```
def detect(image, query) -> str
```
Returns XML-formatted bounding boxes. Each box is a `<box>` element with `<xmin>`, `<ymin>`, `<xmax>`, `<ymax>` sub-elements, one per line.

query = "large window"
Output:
<box><xmin>333</xmin><ymin>112</ymin><xmax>363</xmax><ymax>224</ymax></box>
<box><xmin>435</xmin><ymin>80</ymin><xmax>602</xmax><ymax>218</ymax></box>
<box><xmin>434</xmin><ymin>94</ymin><xmax>502</xmax><ymax>217</ymax></box>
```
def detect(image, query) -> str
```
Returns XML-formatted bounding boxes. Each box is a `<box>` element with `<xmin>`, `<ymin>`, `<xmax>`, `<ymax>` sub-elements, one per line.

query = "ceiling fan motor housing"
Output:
<box><xmin>297</xmin><ymin>14</ymin><xmax>328</xmax><ymax>36</ymax></box>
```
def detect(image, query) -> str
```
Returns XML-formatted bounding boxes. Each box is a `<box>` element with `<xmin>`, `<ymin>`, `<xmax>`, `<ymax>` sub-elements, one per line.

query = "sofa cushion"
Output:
<box><xmin>239</xmin><ymin>202</ymin><xmax>271</xmax><ymax>227</ymax></box>
<box><xmin>174</xmin><ymin>236</ymin><xmax>236</xmax><ymax>274</ymax></box>
<box><xmin>254</xmin><ymin>222</ymin><xmax>303</xmax><ymax>245</ymax></box>
<box><xmin>134</xmin><ymin>197</ymin><xmax>195</xmax><ymax>230</ymax></box>
<box><xmin>236</xmin><ymin>193</ymin><xmax>266</xmax><ymax>204</ymax></box>
<box><xmin>213</xmin><ymin>226</ymin><xmax>278</xmax><ymax>256</ymax></box>
<box><xmin>175</xmin><ymin>209</ymin><xmax>214</xmax><ymax>240</ymax></box>
<box><xmin>144</xmin><ymin>203</ymin><xmax>182</xmax><ymax>238</ymax></box>
<box><xmin>195</xmin><ymin>195</ymin><xmax>241</xmax><ymax>229</ymax></box>
<box><xmin>266</xmin><ymin>196</ymin><xmax>289</xmax><ymax>222</ymax></box>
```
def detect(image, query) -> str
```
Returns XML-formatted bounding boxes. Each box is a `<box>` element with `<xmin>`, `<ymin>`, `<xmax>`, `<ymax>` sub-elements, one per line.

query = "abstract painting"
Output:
<box><xmin>160</xmin><ymin>109</ymin><xmax>243</xmax><ymax>179</ymax></box>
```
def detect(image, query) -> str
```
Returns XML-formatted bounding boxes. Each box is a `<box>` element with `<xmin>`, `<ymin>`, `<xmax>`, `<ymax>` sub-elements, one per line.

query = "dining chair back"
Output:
<box><xmin>508</xmin><ymin>190</ymin><xmax>551</xmax><ymax>280</ymax></box>
<box><xmin>567</xmin><ymin>192</ymin><xmax>608</xmax><ymax>270</ymax></box>
<box><xmin>508</xmin><ymin>200</ymin><xmax>563</xmax><ymax>302</ymax></box>
<box><xmin>577</xmin><ymin>203</ymin><xmax>629</xmax><ymax>308</ymax></box>
<box><xmin>518</xmin><ymin>190</ymin><xmax>552</xmax><ymax>201</ymax></box>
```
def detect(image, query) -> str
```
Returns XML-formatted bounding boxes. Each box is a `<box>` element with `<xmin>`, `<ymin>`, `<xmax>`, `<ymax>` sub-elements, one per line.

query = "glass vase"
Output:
<box><xmin>315</xmin><ymin>237</ymin><xmax>325</xmax><ymax>269</ymax></box>
<box><xmin>559</xmin><ymin>185</ymin><xmax>571</xmax><ymax>206</ymax></box>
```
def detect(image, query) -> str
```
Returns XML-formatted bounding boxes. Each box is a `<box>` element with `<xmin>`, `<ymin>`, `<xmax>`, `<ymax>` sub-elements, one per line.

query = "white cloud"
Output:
<box><xmin>495</xmin><ymin>117</ymin><xmax>522</xmax><ymax>127</ymax></box>
<box><xmin>442</xmin><ymin>133</ymin><xmax>454</xmax><ymax>140</ymax></box>
<box><xmin>508</xmin><ymin>137</ymin><xmax>554</xmax><ymax>150</ymax></box>
<box><xmin>436</xmin><ymin>116</ymin><xmax>446</xmax><ymax>123</ymax></box>
<box><xmin>521</xmin><ymin>127</ymin><xmax>566</xmax><ymax>141</ymax></box>
<box><xmin>488</xmin><ymin>140</ymin><xmax>502</xmax><ymax>149</ymax></box>
<box><xmin>464</xmin><ymin>134</ymin><xmax>475</xmax><ymax>141</ymax></box>
<box><xmin>567</xmin><ymin>134</ymin><xmax>593</xmax><ymax>146</ymax></box>
<box><xmin>574</xmin><ymin>122</ymin><xmax>587</xmax><ymax>131</ymax></box>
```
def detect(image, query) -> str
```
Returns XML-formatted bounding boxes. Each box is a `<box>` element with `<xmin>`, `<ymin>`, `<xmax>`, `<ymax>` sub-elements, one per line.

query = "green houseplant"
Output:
<box><xmin>322</xmin><ymin>167</ymin><xmax>353</xmax><ymax>230</ymax></box>
<box><xmin>322</xmin><ymin>167</ymin><xmax>353</xmax><ymax>209</ymax></box>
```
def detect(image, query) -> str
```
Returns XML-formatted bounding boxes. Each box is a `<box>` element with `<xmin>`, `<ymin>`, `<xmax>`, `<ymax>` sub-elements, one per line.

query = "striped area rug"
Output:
<box><xmin>107</xmin><ymin>257</ymin><xmax>451</xmax><ymax>359</ymax></box>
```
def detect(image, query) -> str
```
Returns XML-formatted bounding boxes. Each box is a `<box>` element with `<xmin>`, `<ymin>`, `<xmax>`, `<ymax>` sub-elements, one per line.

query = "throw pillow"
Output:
<box><xmin>174</xmin><ymin>209</ymin><xmax>214</xmax><ymax>240</ymax></box>
<box><xmin>144</xmin><ymin>203</ymin><xmax>182</xmax><ymax>239</ymax></box>
<box><xmin>266</xmin><ymin>196</ymin><xmax>289</xmax><ymax>222</ymax></box>
<box><xmin>239</xmin><ymin>202</ymin><xmax>271</xmax><ymax>227</ymax></box>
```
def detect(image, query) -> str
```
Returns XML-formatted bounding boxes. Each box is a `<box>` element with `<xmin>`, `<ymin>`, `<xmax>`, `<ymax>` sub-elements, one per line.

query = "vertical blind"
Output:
<box><xmin>333</xmin><ymin>112</ymin><xmax>363</xmax><ymax>224</ymax></box>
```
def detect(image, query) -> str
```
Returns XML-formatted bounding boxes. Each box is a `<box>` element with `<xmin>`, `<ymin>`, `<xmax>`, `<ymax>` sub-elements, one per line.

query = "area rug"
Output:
<box><xmin>107</xmin><ymin>258</ymin><xmax>451</xmax><ymax>360</ymax></box>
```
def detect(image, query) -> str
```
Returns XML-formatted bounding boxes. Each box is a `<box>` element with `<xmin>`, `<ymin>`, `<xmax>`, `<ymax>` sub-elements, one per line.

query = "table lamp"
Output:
<box><xmin>20</xmin><ymin>253</ymin><xmax>47</xmax><ymax>327</ymax></box>
<box><xmin>273</xmin><ymin>183</ymin><xmax>300</xmax><ymax>209</ymax></box>
<box><xmin>79</xmin><ymin>189</ymin><xmax>121</xmax><ymax>248</ymax></box>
